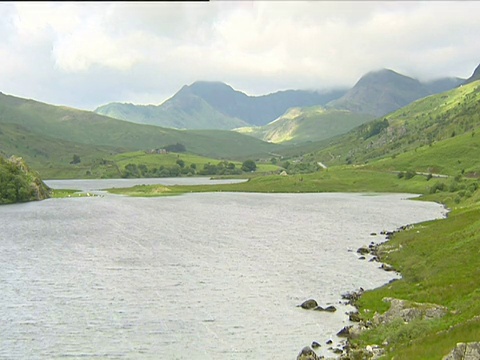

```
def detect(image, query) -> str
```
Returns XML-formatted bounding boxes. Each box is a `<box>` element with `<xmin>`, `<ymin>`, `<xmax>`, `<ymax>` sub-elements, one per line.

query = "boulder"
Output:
<box><xmin>380</xmin><ymin>263</ymin><xmax>396</xmax><ymax>272</ymax></box>
<box><xmin>373</xmin><ymin>297</ymin><xmax>448</xmax><ymax>326</ymax></box>
<box><xmin>336</xmin><ymin>326</ymin><xmax>352</xmax><ymax>337</ymax></box>
<box><xmin>443</xmin><ymin>342</ymin><xmax>480</xmax><ymax>360</ymax></box>
<box><xmin>298</xmin><ymin>299</ymin><xmax>318</xmax><ymax>310</ymax></box>
<box><xmin>348</xmin><ymin>312</ymin><xmax>361</xmax><ymax>322</ymax></box>
<box><xmin>357</xmin><ymin>246</ymin><xmax>370</xmax><ymax>255</ymax></box>
<box><xmin>296</xmin><ymin>346</ymin><xmax>320</xmax><ymax>360</ymax></box>
<box><xmin>314</xmin><ymin>305</ymin><xmax>337</xmax><ymax>312</ymax></box>
<box><xmin>311</xmin><ymin>341</ymin><xmax>321</xmax><ymax>349</ymax></box>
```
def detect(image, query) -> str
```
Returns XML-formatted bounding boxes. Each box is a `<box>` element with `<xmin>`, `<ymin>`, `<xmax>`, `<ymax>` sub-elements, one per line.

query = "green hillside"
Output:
<box><xmin>236</xmin><ymin>106</ymin><xmax>373</xmax><ymax>144</ymax></box>
<box><xmin>311</xmin><ymin>79</ymin><xmax>480</xmax><ymax>174</ymax></box>
<box><xmin>0</xmin><ymin>92</ymin><xmax>283</xmax><ymax>178</ymax></box>
<box><xmin>0</xmin><ymin>155</ymin><xmax>50</xmax><ymax>204</ymax></box>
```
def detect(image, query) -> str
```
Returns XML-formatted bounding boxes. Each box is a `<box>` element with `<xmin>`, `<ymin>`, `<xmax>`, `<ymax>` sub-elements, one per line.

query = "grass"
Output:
<box><xmin>109</xmin><ymin>151</ymin><xmax>281</xmax><ymax>173</ymax></box>
<box><xmin>0</xmin><ymin>91</ymin><xmax>285</xmax><ymax>180</ymax></box>
<box><xmin>353</xmin><ymin>203</ymin><xmax>480</xmax><ymax>359</ymax></box>
<box><xmin>105</xmin><ymin>166</ymin><xmax>449</xmax><ymax>198</ymax></box>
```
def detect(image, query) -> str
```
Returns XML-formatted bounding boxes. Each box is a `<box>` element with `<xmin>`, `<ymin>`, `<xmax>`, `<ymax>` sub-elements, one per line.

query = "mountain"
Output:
<box><xmin>94</xmin><ymin>81</ymin><xmax>347</xmax><ymax>129</ymax></box>
<box><xmin>424</xmin><ymin>77</ymin><xmax>465</xmax><ymax>93</ymax></box>
<box><xmin>327</xmin><ymin>69</ymin><xmax>435</xmax><ymax>117</ymax></box>
<box><xmin>0</xmin><ymin>91</ymin><xmax>282</xmax><ymax>177</ymax></box>
<box><xmin>311</xmin><ymin>78</ymin><xmax>480</xmax><ymax>172</ymax></box>
<box><xmin>95</xmin><ymin>85</ymin><xmax>250</xmax><ymax>130</ymax></box>
<box><xmin>236</xmin><ymin>106</ymin><xmax>374</xmax><ymax>144</ymax></box>
<box><xmin>185</xmin><ymin>81</ymin><xmax>346</xmax><ymax>126</ymax></box>
<box><xmin>463</xmin><ymin>63</ymin><xmax>480</xmax><ymax>84</ymax></box>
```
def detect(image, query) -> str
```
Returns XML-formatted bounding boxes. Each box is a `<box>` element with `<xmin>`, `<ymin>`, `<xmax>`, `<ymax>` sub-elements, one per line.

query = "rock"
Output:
<box><xmin>380</xmin><ymin>263</ymin><xmax>396</xmax><ymax>272</ymax></box>
<box><xmin>373</xmin><ymin>297</ymin><xmax>448</xmax><ymax>326</ymax></box>
<box><xmin>326</xmin><ymin>339</ymin><xmax>333</xmax><ymax>345</ymax></box>
<box><xmin>370</xmin><ymin>232</ymin><xmax>377</xmax><ymax>236</ymax></box>
<box><xmin>443</xmin><ymin>342</ymin><xmax>480</xmax><ymax>360</ymax></box>
<box><xmin>358</xmin><ymin>256</ymin><xmax>366</xmax><ymax>260</ymax></box>
<box><xmin>341</xmin><ymin>288</ymin><xmax>364</xmax><ymax>304</ymax></box>
<box><xmin>336</xmin><ymin>326</ymin><xmax>352</xmax><ymax>337</ymax></box>
<box><xmin>311</xmin><ymin>341</ymin><xmax>321</xmax><ymax>349</ymax></box>
<box><xmin>332</xmin><ymin>348</ymin><xmax>343</xmax><ymax>354</ymax></box>
<box><xmin>296</xmin><ymin>346</ymin><xmax>320</xmax><ymax>360</ymax></box>
<box><xmin>366</xmin><ymin>344</ymin><xmax>385</xmax><ymax>359</ymax></box>
<box><xmin>324</xmin><ymin>305</ymin><xmax>337</xmax><ymax>312</ymax></box>
<box><xmin>314</xmin><ymin>305</ymin><xmax>337</xmax><ymax>312</ymax></box>
<box><xmin>357</xmin><ymin>246</ymin><xmax>370</xmax><ymax>255</ymax></box>
<box><xmin>348</xmin><ymin>324</ymin><xmax>368</xmax><ymax>339</ymax></box>
<box><xmin>348</xmin><ymin>312</ymin><xmax>361</xmax><ymax>322</ymax></box>
<box><xmin>298</xmin><ymin>299</ymin><xmax>318</xmax><ymax>310</ymax></box>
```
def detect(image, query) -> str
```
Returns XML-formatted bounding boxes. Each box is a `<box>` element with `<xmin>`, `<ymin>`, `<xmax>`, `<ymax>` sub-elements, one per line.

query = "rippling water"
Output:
<box><xmin>0</xmin><ymin>185</ymin><xmax>447</xmax><ymax>359</ymax></box>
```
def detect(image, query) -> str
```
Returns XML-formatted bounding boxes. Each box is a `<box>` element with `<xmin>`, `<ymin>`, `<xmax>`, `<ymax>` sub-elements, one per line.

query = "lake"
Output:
<box><xmin>0</xmin><ymin>180</ymin><xmax>447</xmax><ymax>359</ymax></box>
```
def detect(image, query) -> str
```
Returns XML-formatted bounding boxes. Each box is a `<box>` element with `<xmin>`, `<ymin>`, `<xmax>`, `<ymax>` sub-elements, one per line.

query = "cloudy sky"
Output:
<box><xmin>1</xmin><ymin>1</ymin><xmax>479</xmax><ymax>110</ymax></box>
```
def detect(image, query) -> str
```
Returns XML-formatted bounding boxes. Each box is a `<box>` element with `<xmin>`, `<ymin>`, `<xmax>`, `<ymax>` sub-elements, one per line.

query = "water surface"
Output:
<box><xmin>0</xmin><ymin>189</ymin><xmax>447</xmax><ymax>359</ymax></box>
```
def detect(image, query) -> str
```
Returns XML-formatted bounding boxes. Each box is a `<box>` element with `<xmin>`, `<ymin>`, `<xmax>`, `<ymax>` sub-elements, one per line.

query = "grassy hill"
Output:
<box><xmin>236</xmin><ymin>106</ymin><xmax>374</xmax><ymax>144</ymax></box>
<box><xmin>310</xmin><ymin>79</ymin><xmax>480</xmax><ymax>175</ymax></box>
<box><xmin>0</xmin><ymin>92</ymin><xmax>284</xmax><ymax>178</ymax></box>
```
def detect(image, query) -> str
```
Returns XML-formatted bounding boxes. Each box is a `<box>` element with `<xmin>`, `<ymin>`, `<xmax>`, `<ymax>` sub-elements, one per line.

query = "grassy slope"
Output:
<box><xmin>236</xmin><ymin>106</ymin><xmax>373</xmax><ymax>144</ymax></box>
<box><xmin>0</xmin><ymin>92</ymin><xmax>284</xmax><ymax>178</ymax></box>
<box><xmin>354</xmin><ymin>197</ymin><xmax>480</xmax><ymax>359</ymax></box>
<box><xmin>311</xmin><ymin>80</ymin><xmax>480</xmax><ymax>168</ymax></box>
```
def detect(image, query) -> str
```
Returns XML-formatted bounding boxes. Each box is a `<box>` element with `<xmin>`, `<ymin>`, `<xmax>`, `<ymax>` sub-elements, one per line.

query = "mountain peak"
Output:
<box><xmin>464</xmin><ymin>63</ymin><xmax>480</xmax><ymax>84</ymax></box>
<box><xmin>328</xmin><ymin>68</ymin><xmax>430</xmax><ymax>117</ymax></box>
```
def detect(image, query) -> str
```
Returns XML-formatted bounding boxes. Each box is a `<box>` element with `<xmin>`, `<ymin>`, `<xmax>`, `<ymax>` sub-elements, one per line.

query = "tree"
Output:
<box><xmin>241</xmin><ymin>159</ymin><xmax>257</xmax><ymax>172</ymax></box>
<box><xmin>165</xmin><ymin>143</ymin><xmax>186</xmax><ymax>153</ymax></box>
<box><xmin>176</xmin><ymin>159</ymin><xmax>185</xmax><ymax>168</ymax></box>
<box><xmin>70</xmin><ymin>154</ymin><xmax>81</xmax><ymax>164</ymax></box>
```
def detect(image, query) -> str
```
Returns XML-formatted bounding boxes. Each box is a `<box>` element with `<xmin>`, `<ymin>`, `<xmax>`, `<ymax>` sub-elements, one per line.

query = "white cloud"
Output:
<box><xmin>0</xmin><ymin>1</ymin><xmax>479</xmax><ymax>109</ymax></box>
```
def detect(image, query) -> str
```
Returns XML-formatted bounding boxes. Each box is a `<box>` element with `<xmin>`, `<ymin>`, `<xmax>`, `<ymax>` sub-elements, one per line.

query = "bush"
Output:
<box><xmin>241</xmin><ymin>160</ymin><xmax>257</xmax><ymax>172</ymax></box>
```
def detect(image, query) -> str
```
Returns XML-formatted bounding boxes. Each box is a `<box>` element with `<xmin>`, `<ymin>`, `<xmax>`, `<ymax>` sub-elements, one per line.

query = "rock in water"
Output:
<box><xmin>296</xmin><ymin>346</ymin><xmax>320</xmax><ymax>360</ymax></box>
<box><xmin>298</xmin><ymin>299</ymin><xmax>318</xmax><ymax>309</ymax></box>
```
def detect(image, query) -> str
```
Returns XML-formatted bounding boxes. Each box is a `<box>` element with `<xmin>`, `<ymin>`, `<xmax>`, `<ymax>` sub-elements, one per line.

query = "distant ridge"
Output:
<box><xmin>94</xmin><ymin>82</ymin><xmax>347</xmax><ymax>130</ymax></box>
<box><xmin>326</xmin><ymin>69</ymin><xmax>432</xmax><ymax>117</ymax></box>
<box><xmin>463</xmin><ymin>63</ymin><xmax>480</xmax><ymax>84</ymax></box>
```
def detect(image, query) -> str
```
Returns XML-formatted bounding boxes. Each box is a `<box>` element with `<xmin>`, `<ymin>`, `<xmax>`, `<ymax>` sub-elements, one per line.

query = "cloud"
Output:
<box><xmin>0</xmin><ymin>1</ymin><xmax>479</xmax><ymax>110</ymax></box>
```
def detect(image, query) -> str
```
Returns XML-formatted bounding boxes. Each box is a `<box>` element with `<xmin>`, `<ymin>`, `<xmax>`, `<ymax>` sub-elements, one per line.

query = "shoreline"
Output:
<box><xmin>298</xmin><ymin>204</ymin><xmax>450</xmax><ymax>360</ymax></box>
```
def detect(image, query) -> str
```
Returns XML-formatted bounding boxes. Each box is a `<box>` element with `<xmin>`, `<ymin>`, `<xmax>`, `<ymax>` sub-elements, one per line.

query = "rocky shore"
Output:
<box><xmin>295</xmin><ymin>224</ymin><xmax>430</xmax><ymax>360</ymax></box>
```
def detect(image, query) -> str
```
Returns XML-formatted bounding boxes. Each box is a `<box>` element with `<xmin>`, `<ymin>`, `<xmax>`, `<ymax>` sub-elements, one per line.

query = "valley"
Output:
<box><xmin>1</xmin><ymin>62</ymin><xmax>480</xmax><ymax>360</ymax></box>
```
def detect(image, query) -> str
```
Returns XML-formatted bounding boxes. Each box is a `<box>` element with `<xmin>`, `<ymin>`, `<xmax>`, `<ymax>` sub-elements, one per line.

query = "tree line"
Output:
<box><xmin>121</xmin><ymin>159</ymin><xmax>256</xmax><ymax>178</ymax></box>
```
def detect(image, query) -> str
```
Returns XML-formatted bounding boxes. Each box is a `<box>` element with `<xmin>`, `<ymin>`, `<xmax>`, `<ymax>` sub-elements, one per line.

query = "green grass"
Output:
<box><xmin>105</xmin><ymin>166</ymin><xmax>447</xmax><ymax>197</ymax></box>
<box><xmin>0</xmin><ymin>92</ymin><xmax>285</xmax><ymax>179</ymax></box>
<box><xmin>311</xmin><ymin>80</ymin><xmax>480</xmax><ymax>169</ymax></box>
<box><xmin>353</xmin><ymin>201</ymin><xmax>480</xmax><ymax>359</ymax></box>
<box><xmin>109</xmin><ymin>151</ymin><xmax>280</xmax><ymax>173</ymax></box>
